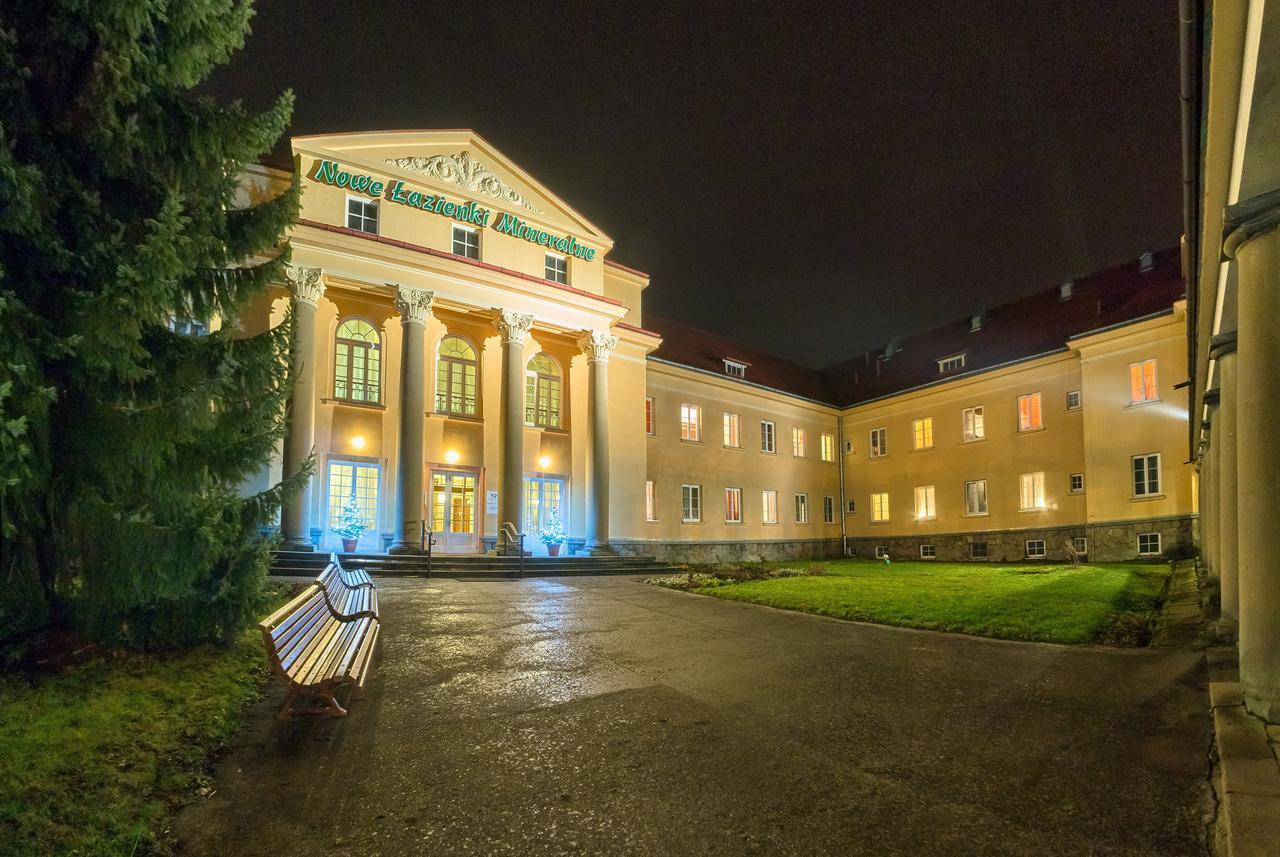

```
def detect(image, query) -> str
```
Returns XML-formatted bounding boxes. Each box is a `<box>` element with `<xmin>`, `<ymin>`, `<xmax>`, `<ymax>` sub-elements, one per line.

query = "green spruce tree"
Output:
<box><xmin>0</xmin><ymin>0</ymin><xmax>304</xmax><ymax>647</ymax></box>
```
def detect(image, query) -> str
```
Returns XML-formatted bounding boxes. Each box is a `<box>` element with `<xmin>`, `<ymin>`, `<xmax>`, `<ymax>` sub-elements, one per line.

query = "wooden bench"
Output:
<box><xmin>259</xmin><ymin>585</ymin><xmax>380</xmax><ymax>719</ymax></box>
<box><xmin>317</xmin><ymin>560</ymin><xmax>379</xmax><ymax>620</ymax></box>
<box><xmin>330</xmin><ymin>552</ymin><xmax>374</xmax><ymax>588</ymax></box>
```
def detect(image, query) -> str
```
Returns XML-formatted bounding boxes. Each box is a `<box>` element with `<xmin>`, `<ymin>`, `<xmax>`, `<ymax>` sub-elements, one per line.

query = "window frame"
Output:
<box><xmin>1069</xmin><ymin>472</ymin><xmax>1085</xmax><ymax>493</ymax></box>
<box><xmin>435</xmin><ymin>333</ymin><xmax>479</xmax><ymax>417</ymax></box>
<box><xmin>762</xmin><ymin>489</ymin><xmax>778</xmax><ymax>524</ymax></box>
<box><xmin>544</xmin><ymin>252</ymin><xmax>568</xmax><ymax>284</ymax></box>
<box><xmin>823</xmin><ymin>496</ymin><xmax>835</xmax><ymax>524</ymax></box>
<box><xmin>1128</xmin><ymin>359</ymin><xmax>1159</xmax><ymax>404</ymax></box>
<box><xmin>525</xmin><ymin>353</ymin><xmax>564</xmax><ymax>429</ymax></box>
<box><xmin>792</xmin><ymin>426</ymin><xmax>807</xmax><ymax>458</ymax></box>
<box><xmin>1026</xmin><ymin>539</ymin><xmax>1047</xmax><ymax>559</ymax></box>
<box><xmin>914</xmin><ymin>485</ymin><xmax>937</xmax><ymax>520</ymax></box>
<box><xmin>333</xmin><ymin>317</ymin><xmax>382</xmax><ymax>404</ymax></box>
<box><xmin>645</xmin><ymin>480</ymin><xmax>657</xmax><ymax>522</ymax></box>
<box><xmin>1017</xmin><ymin>392</ymin><xmax>1043</xmax><ymax>432</ymax></box>
<box><xmin>912</xmin><ymin>417</ymin><xmax>934</xmax><ymax>451</ymax></box>
<box><xmin>680</xmin><ymin>403</ymin><xmax>703</xmax><ymax>442</ymax></box>
<box><xmin>964</xmin><ymin>479</ymin><xmax>988</xmax><ymax>516</ymax></box>
<box><xmin>451</xmin><ymin>224</ymin><xmax>481</xmax><ymax>259</ymax></box>
<box><xmin>345</xmin><ymin>195</ymin><xmax>379</xmax><ymax>234</ymax></box>
<box><xmin>969</xmin><ymin>541</ymin><xmax>989</xmax><ymax>560</ymax></box>
<box><xmin>645</xmin><ymin>397</ymin><xmax>655</xmax><ymax>436</ymax></box>
<box><xmin>724</xmin><ymin>487</ymin><xmax>743</xmax><ymax>523</ymax></box>
<box><xmin>919</xmin><ymin>544</ymin><xmax>937</xmax><ymax>559</ymax></box>
<box><xmin>1137</xmin><ymin>532</ymin><xmax>1162</xmax><ymax>556</ymax></box>
<box><xmin>962</xmin><ymin>406</ymin><xmax>985</xmax><ymax>442</ymax></box>
<box><xmin>874</xmin><ymin>546</ymin><xmax>890</xmax><ymax>560</ymax></box>
<box><xmin>871</xmin><ymin>491</ymin><xmax>890</xmax><ymax>522</ymax></box>
<box><xmin>937</xmin><ymin>353</ymin><xmax>966</xmax><ymax>374</ymax></box>
<box><xmin>1073</xmin><ymin>536</ymin><xmax>1088</xmax><ymax>556</ymax></box>
<box><xmin>794</xmin><ymin>493</ymin><xmax>809</xmax><ymax>524</ymax></box>
<box><xmin>1066</xmin><ymin>389</ymin><xmax>1082</xmax><ymax>411</ymax></box>
<box><xmin>681</xmin><ymin>484</ymin><xmax>702</xmax><ymax>523</ymax></box>
<box><xmin>821</xmin><ymin>433</ymin><xmax>836</xmax><ymax>462</ymax></box>
<box><xmin>760</xmin><ymin>420</ymin><xmax>776</xmax><ymax>454</ymax></box>
<box><xmin>1019</xmin><ymin>471</ymin><xmax>1047</xmax><ymax>511</ymax></box>
<box><xmin>1132</xmin><ymin>452</ymin><xmax>1162</xmax><ymax>498</ymax></box>
<box><xmin>869</xmin><ymin>427</ymin><xmax>887</xmax><ymax>458</ymax></box>
<box><xmin>723</xmin><ymin>412</ymin><xmax>741</xmax><ymax>448</ymax></box>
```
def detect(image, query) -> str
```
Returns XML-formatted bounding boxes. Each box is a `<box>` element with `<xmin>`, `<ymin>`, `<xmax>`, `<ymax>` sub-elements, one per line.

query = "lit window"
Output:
<box><xmin>1137</xmin><ymin>532</ymin><xmax>1162</xmax><ymax>556</ymax></box>
<box><xmin>452</xmin><ymin>225</ymin><xmax>480</xmax><ymax>259</ymax></box>
<box><xmin>875</xmin><ymin>546</ymin><xmax>890</xmax><ymax>559</ymax></box>
<box><xmin>821</xmin><ymin>433</ymin><xmax>835</xmax><ymax>462</ymax></box>
<box><xmin>1017</xmin><ymin>393</ymin><xmax>1043</xmax><ymax>431</ymax></box>
<box><xmin>795</xmin><ymin>493</ymin><xmax>809</xmax><ymax>524</ymax></box>
<box><xmin>912</xmin><ymin>417</ymin><xmax>934</xmax><ymax>450</ymax></box>
<box><xmin>962</xmin><ymin>406</ymin><xmax>985</xmax><ymax>442</ymax></box>
<box><xmin>761</xmin><ymin>420</ymin><xmax>776</xmax><ymax>453</ymax></box>
<box><xmin>823</xmin><ymin>496</ymin><xmax>835</xmax><ymax>524</ymax></box>
<box><xmin>1132</xmin><ymin>453</ymin><xmax>1161</xmax><ymax>497</ymax></box>
<box><xmin>645</xmin><ymin>480</ymin><xmax>657</xmax><ymax>521</ymax></box>
<box><xmin>938</xmin><ymin>353</ymin><xmax>966</xmax><ymax>374</ymax></box>
<box><xmin>871</xmin><ymin>492</ymin><xmax>890</xmax><ymax>522</ymax></box>
<box><xmin>964</xmin><ymin>480</ymin><xmax>988</xmax><ymax>515</ymax></box>
<box><xmin>1070</xmin><ymin>473</ymin><xmax>1084</xmax><ymax>493</ymax></box>
<box><xmin>334</xmin><ymin>318</ymin><xmax>381</xmax><ymax>403</ymax></box>
<box><xmin>346</xmin><ymin>196</ymin><xmax>378</xmax><ymax>233</ymax></box>
<box><xmin>792</xmin><ymin>427</ymin><xmax>807</xmax><ymax>457</ymax></box>
<box><xmin>1129</xmin><ymin>359</ymin><xmax>1158</xmax><ymax>404</ymax></box>
<box><xmin>681</xmin><ymin>484</ymin><xmax>701</xmax><ymax>522</ymax></box>
<box><xmin>645</xmin><ymin>397</ymin><xmax>655</xmax><ymax>435</ymax></box>
<box><xmin>914</xmin><ymin>485</ymin><xmax>936</xmax><ymax>520</ymax></box>
<box><xmin>723</xmin><ymin>413</ymin><xmax>741</xmax><ymax>447</ymax></box>
<box><xmin>525</xmin><ymin>354</ymin><xmax>562</xmax><ymax>428</ymax></box>
<box><xmin>680</xmin><ymin>404</ymin><xmax>702</xmax><ymax>442</ymax></box>
<box><xmin>723</xmin><ymin>359</ymin><xmax>747</xmax><ymax>378</ymax></box>
<box><xmin>725</xmin><ymin>487</ymin><xmax>743</xmax><ymax>523</ymax></box>
<box><xmin>1074</xmin><ymin>537</ymin><xmax>1088</xmax><ymax>556</ymax></box>
<box><xmin>435</xmin><ymin>335</ymin><xmax>478</xmax><ymax>417</ymax></box>
<box><xmin>545</xmin><ymin>253</ymin><xmax>568</xmax><ymax>284</ymax></box>
<box><xmin>919</xmin><ymin>544</ymin><xmax>937</xmax><ymax>559</ymax></box>
<box><xmin>1067</xmin><ymin>390</ymin><xmax>1082</xmax><ymax>410</ymax></box>
<box><xmin>1019</xmin><ymin>472</ymin><xmax>1046</xmax><ymax>510</ymax></box>
<box><xmin>869</xmin><ymin>427</ymin><xmax>887</xmax><ymax>458</ymax></box>
<box><xmin>762</xmin><ymin>490</ymin><xmax>778</xmax><ymax>524</ymax></box>
<box><xmin>1026</xmin><ymin>539</ymin><xmax>1047</xmax><ymax>559</ymax></box>
<box><xmin>969</xmin><ymin>542</ymin><xmax>988</xmax><ymax>560</ymax></box>
<box><xmin>327</xmin><ymin>461</ymin><xmax>380</xmax><ymax>542</ymax></box>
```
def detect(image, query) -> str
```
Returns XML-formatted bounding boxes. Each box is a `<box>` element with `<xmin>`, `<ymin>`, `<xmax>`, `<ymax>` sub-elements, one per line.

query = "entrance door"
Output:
<box><xmin>326</xmin><ymin>460</ymin><xmax>380</xmax><ymax>552</ymax></box>
<box><xmin>430</xmin><ymin>471</ymin><xmax>478</xmax><ymax>553</ymax></box>
<box><xmin>523</xmin><ymin>477</ymin><xmax>566</xmax><ymax>555</ymax></box>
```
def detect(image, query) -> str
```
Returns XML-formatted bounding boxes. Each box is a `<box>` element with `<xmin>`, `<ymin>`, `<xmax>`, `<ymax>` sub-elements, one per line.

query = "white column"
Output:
<box><xmin>579</xmin><ymin>331</ymin><xmax>619</xmax><ymax>555</ymax></box>
<box><xmin>1212</xmin><ymin>334</ymin><xmax>1239</xmax><ymax>623</ymax></box>
<box><xmin>388</xmin><ymin>286</ymin><xmax>434</xmax><ymax>553</ymax></box>
<box><xmin>280</xmin><ymin>265</ymin><xmax>324</xmax><ymax>551</ymax></box>
<box><xmin>495</xmin><ymin>310</ymin><xmax>533</xmax><ymax>554</ymax></box>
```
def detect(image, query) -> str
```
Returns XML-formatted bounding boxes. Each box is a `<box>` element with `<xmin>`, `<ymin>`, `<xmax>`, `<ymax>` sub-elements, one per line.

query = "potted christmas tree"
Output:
<box><xmin>333</xmin><ymin>495</ymin><xmax>367</xmax><ymax>553</ymax></box>
<box><xmin>539</xmin><ymin>508</ymin><xmax>566</xmax><ymax>556</ymax></box>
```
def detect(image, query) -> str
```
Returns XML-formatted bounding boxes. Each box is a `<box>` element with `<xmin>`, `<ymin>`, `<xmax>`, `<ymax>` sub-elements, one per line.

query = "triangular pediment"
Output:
<box><xmin>291</xmin><ymin>130</ymin><xmax>611</xmax><ymax>245</ymax></box>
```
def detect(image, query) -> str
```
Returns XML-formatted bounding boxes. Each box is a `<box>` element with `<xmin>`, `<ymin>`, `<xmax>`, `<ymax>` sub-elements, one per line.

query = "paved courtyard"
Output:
<box><xmin>176</xmin><ymin>576</ymin><xmax>1212</xmax><ymax>856</ymax></box>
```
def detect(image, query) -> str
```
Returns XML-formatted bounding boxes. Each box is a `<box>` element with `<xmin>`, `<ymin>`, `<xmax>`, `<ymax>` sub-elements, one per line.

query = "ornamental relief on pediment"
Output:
<box><xmin>384</xmin><ymin>151</ymin><xmax>544</xmax><ymax>214</ymax></box>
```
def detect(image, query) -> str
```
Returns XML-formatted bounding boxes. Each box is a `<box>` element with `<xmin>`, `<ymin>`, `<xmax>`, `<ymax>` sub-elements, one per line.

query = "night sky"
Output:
<box><xmin>209</xmin><ymin>0</ymin><xmax>1183</xmax><ymax>368</ymax></box>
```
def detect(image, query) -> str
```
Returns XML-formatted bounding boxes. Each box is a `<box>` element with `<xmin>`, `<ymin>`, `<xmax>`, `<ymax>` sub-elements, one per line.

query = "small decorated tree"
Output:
<box><xmin>539</xmin><ymin>507</ymin><xmax>566</xmax><ymax>554</ymax></box>
<box><xmin>333</xmin><ymin>496</ymin><xmax>367</xmax><ymax>550</ymax></box>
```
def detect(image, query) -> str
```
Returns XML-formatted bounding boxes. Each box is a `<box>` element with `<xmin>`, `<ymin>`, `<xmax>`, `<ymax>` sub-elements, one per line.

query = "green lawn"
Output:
<box><xmin>0</xmin><ymin>631</ymin><xmax>271</xmax><ymax>857</ymax></box>
<box><xmin>697</xmin><ymin>560</ymin><xmax>1173</xmax><ymax>644</ymax></box>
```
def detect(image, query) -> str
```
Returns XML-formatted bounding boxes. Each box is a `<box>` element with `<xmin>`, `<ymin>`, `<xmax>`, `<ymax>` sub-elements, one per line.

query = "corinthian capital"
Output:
<box><xmin>578</xmin><ymin>330</ymin><xmax>619</xmax><ymax>363</ymax></box>
<box><xmin>284</xmin><ymin>264</ymin><xmax>325</xmax><ymax>306</ymax></box>
<box><xmin>494</xmin><ymin>309</ymin><xmax>534</xmax><ymax>344</ymax></box>
<box><xmin>394</xmin><ymin>285</ymin><xmax>434</xmax><ymax>325</ymax></box>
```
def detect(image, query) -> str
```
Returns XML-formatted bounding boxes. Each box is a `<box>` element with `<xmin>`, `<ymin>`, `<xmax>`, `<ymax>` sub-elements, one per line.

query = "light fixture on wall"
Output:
<box><xmin>444</xmin><ymin>449</ymin><xmax>460</xmax><ymax>464</ymax></box>
<box><xmin>538</xmin><ymin>455</ymin><xmax>551</xmax><ymax>469</ymax></box>
<box><xmin>351</xmin><ymin>435</ymin><xmax>366</xmax><ymax>450</ymax></box>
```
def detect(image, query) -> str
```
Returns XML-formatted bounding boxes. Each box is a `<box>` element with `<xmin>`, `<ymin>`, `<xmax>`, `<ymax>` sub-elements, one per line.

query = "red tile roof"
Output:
<box><xmin>647</xmin><ymin>248</ymin><xmax>1186</xmax><ymax>407</ymax></box>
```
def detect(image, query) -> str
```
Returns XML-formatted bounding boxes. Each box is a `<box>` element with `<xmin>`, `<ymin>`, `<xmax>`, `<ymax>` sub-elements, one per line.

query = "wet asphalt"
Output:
<box><xmin>174</xmin><ymin>576</ymin><xmax>1212</xmax><ymax>856</ymax></box>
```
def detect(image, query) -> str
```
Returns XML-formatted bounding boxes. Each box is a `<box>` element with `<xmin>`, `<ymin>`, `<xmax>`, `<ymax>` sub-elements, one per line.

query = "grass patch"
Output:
<box><xmin>0</xmin><ymin>584</ymin><xmax>297</xmax><ymax>857</ymax></box>
<box><xmin>684</xmin><ymin>559</ymin><xmax>1172</xmax><ymax>645</ymax></box>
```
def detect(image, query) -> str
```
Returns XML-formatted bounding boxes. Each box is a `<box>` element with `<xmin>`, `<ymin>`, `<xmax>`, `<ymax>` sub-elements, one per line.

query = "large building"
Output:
<box><xmin>242</xmin><ymin>130</ymin><xmax>1194</xmax><ymax>566</ymax></box>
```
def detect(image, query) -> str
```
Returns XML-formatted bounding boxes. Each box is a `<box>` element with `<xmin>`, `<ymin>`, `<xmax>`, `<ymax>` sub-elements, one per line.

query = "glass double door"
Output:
<box><xmin>524</xmin><ymin>477</ymin><xmax>566</xmax><ymax>555</ymax></box>
<box><xmin>429</xmin><ymin>470</ymin><xmax>478</xmax><ymax>554</ymax></box>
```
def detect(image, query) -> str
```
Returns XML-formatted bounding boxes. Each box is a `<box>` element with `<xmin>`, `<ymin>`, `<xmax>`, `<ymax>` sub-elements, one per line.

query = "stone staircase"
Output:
<box><xmin>269</xmin><ymin>549</ymin><xmax>679</xmax><ymax>580</ymax></box>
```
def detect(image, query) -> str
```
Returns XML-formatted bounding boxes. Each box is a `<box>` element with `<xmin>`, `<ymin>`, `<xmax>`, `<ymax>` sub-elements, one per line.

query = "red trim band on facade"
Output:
<box><xmin>295</xmin><ymin>218</ymin><xmax>624</xmax><ymax>307</ymax></box>
<box><xmin>615</xmin><ymin>321</ymin><xmax>662</xmax><ymax>338</ymax></box>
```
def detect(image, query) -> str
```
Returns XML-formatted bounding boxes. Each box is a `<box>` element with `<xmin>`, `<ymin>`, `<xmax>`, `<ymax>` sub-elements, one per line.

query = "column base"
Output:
<box><xmin>280</xmin><ymin>538</ymin><xmax>314</xmax><ymax>552</ymax></box>
<box><xmin>586</xmin><ymin>542</ymin><xmax>617</xmax><ymax>557</ymax></box>
<box><xmin>1244</xmin><ymin>690</ymin><xmax>1280</xmax><ymax>724</ymax></box>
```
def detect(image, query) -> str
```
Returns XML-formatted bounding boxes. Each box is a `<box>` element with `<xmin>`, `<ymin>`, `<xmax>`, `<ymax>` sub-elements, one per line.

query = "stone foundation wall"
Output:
<box><xmin>611</xmin><ymin>538</ymin><xmax>843</xmax><ymax>564</ymax></box>
<box><xmin>849</xmin><ymin>515</ymin><xmax>1195</xmax><ymax>563</ymax></box>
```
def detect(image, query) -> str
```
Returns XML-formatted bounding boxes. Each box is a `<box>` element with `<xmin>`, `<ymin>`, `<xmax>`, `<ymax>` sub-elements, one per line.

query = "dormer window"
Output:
<box><xmin>723</xmin><ymin>359</ymin><xmax>748</xmax><ymax>379</ymax></box>
<box><xmin>937</xmin><ymin>353</ymin><xmax>966</xmax><ymax>374</ymax></box>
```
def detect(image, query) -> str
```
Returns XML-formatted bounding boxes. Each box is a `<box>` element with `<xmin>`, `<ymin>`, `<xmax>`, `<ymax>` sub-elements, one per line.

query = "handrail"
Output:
<box><xmin>500</xmin><ymin>522</ymin><xmax>525</xmax><ymax>578</ymax></box>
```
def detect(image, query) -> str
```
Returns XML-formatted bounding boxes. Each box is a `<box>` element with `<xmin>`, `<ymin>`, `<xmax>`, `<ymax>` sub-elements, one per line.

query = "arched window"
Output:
<box><xmin>525</xmin><ymin>353</ymin><xmax>562</xmax><ymax>428</ymax></box>
<box><xmin>334</xmin><ymin>318</ymin><xmax>381</xmax><ymax>403</ymax></box>
<box><xmin>435</xmin><ymin>335</ymin><xmax>478</xmax><ymax>417</ymax></box>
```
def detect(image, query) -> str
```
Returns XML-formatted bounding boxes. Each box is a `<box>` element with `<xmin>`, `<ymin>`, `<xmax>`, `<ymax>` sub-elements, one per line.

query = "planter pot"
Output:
<box><xmin>341</xmin><ymin>538</ymin><xmax>358</xmax><ymax>553</ymax></box>
<box><xmin>546</xmin><ymin>543</ymin><xmax>561</xmax><ymax>557</ymax></box>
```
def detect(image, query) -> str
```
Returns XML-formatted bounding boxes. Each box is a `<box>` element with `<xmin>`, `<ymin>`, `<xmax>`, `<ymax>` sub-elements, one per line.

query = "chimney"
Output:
<box><xmin>1139</xmin><ymin>250</ymin><xmax>1154</xmax><ymax>272</ymax></box>
<box><xmin>969</xmin><ymin>312</ymin><xmax>985</xmax><ymax>332</ymax></box>
<box><xmin>1059</xmin><ymin>281</ymin><xmax>1073</xmax><ymax>301</ymax></box>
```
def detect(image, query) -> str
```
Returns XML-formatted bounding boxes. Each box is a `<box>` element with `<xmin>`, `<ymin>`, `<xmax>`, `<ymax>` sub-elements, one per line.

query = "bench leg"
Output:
<box><xmin>277</xmin><ymin>687</ymin><xmax>348</xmax><ymax>719</ymax></box>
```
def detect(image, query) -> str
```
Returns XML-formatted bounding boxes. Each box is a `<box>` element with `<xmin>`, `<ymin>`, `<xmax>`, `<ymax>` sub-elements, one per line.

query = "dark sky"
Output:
<box><xmin>209</xmin><ymin>0</ymin><xmax>1183</xmax><ymax>369</ymax></box>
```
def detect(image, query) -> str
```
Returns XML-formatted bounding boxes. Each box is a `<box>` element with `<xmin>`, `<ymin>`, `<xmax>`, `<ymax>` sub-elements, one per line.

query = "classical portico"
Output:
<box><xmin>280</xmin><ymin>264</ymin><xmax>324</xmax><ymax>550</ymax></box>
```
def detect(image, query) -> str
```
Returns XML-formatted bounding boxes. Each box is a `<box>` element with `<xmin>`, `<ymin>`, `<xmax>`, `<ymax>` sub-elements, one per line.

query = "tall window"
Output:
<box><xmin>435</xmin><ymin>335</ymin><xmax>477</xmax><ymax>416</ymax></box>
<box><xmin>869</xmin><ymin>427</ymin><xmax>887</xmax><ymax>458</ymax></box>
<box><xmin>871</xmin><ymin>492</ymin><xmax>890</xmax><ymax>522</ymax></box>
<box><xmin>333</xmin><ymin>318</ymin><xmax>381</xmax><ymax>403</ymax></box>
<box><xmin>762</xmin><ymin>490</ymin><xmax>778</xmax><ymax>524</ymax></box>
<box><xmin>645</xmin><ymin>480</ymin><xmax>657</xmax><ymax>521</ymax></box>
<box><xmin>452</xmin><ymin>225</ymin><xmax>480</xmax><ymax>259</ymax></box>
<box><xmin>821</xmin><ymin>433</ymin><xmax>835</xmax><ymax>462</ymax></box>
<box><xmin>327</xmin><ymin>461</ymin><xmax>379</xmax><ymax>539</ymax></box>
<box><xmin>681</xmin><ymin>484</ymin><xmax>701</xmax><ymax>522</ymax></box>
<box><xmin>912</xmin><ymin>417</ymin><xmax>934</xmax><ymax>450</ymax></box>
<box><xmin>1132</xmin><ymin>453</ymin><xmax>1161</xmax><ymax>497</ymax></box>
<box><xmin>965</xmin><ymin>480</ymin><xmax>988</xmax><ymax>515</ymax></box>
<box><xmin>792</xmin><ymin>427</ymin><xmax>807</xmax><ymax>457</ymax></box>
<box><xmin>1019</xmin><ymin>471</ymin><xmax>1046</xmax><ymax>510</ymax></box>
<box><xmin>645</xmin><ymin>397</ymin><xmax>655</xmax><ymax>435</ymax></box>
<box><xmin>723</xmin><ymin>413</ymin><xmax>741</xmax><ymax>447</ymax></box>
<box><xmin>914</xmin><ymin>485</ymin><xmax>936</xmax><ymax>520</ymax></box>
<box><xmin>525</xmin><ymin>354</ymin><xmax>562</xmax><ymax>428</ymax></box>
<box><xmin>1129</xmin><ymin>359</ymin><xmax>1158</xmax><ymax>403</ymax></box>
<box><xmin>962</xmin><ymin>406</ymin><xmax>985</xmax><ymax>441</ymax></box>
<box><xmin>680</xmin><ymin>404</ymin><xmax>702</xmax><ymax>441</ymax></box>
<box><xmin>346</xmin><ymin>196</ymin><xmax>378</xmax><ymax>233</ymax></box>
<box><xmin>545</xmin><ymin>253</ymin><xmax>568</xmax><ymax>284</ymax></box>
<box><xmin>823</xmin><ymin>496</ymin><xmax>835</xmax><ymax>524</ymax></box>
<box><xmin>794</xmin><ymin>493</ymin><xmax>809</xmax><ymax>524</ymax></box>
<box><xmin>725</xmin><ymin>488</ymin><xmax>743</xmax><ymax>523</ymax></box>
<box><xmin>1017</xmin><ymin>392</ymin><xmax>1043</xmax><ymax>432</ymax></box>
<box><xmin>761</xmin><ymin>420</ymin><xmax>776</xmax><ymax>453</ymax></box>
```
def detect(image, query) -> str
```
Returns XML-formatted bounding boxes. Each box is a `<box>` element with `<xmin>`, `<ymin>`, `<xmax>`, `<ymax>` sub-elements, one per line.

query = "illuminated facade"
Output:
<box><xmin>242</xmin><ymin>130</ymin><xmax>1193</xmax><ymax>563</ymax></box>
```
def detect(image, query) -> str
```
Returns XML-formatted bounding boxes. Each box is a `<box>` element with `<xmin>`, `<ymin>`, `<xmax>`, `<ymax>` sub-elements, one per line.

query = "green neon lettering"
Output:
<box><xmin>309</xmin><ymin>159</ymin><xmax>338</xmax><ymax>184</ymax></box>
<box><xmin>584</xmin><ymin>248</ymin><xmax>596</xmax><ymax>261</ymax></box>
<box><xmin>388</xmin><ymin>181</ymin><xmax>408</xmax><ymax>203</ymax></box>
<box><xmin>350</xmin><ymin>174</ymin><xmax>370</xmax><ymax>193</ymax></box>
<box><xmin>441</xmin><ymin>202</ymin><xmax>455</xmax><ymax>217</ymax></box>
<box><xmin>407</xmin><ymin>191</ymin><xmax>422</xmax><ymax>208</ymax></box>
<box><xmin>369</xmin><ymin>181</ymin><xmax>384</xmax><ymax>196</ymax></box>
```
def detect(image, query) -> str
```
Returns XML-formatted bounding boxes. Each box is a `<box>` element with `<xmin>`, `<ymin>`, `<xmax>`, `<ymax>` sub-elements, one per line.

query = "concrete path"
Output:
<box><xmin>176</xmin><ymin>577</ymin><xmax>1212</xmax><ymax>856</ymax></box>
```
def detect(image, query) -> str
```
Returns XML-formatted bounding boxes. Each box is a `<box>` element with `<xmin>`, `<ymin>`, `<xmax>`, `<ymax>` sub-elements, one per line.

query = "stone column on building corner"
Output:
<box><xmin>1224</xmin><ymin>186</ymin><xmax>1280</xmax><ymax>722</ymax></box>
<box><xmin>1211</xmin><ymin>332</ymin><xmax>1240</xmax><ymax>624</ymax></box>
<box><xmin>495</xmin><ymin>310</ymin><xmax>534</xmax><ymax>555</ymax></box>
<box><xmin>1204</xmin><ymin>399</ymin><xmax>1220</xmax><ymax>582</ymax></box>
<box><xmin>280</xmin><ymin>264</ymin><xmax>324</xmax><ymax>551</ymax></box>
<box><xmin>579</xmin><ymin>330</ymin><xmax>619</xmax><ymax>556</ymax></box>
<box><xmin>388</xmin><ymin>285</ymin><xmax>434</xmax><ymax>554</ymax></box>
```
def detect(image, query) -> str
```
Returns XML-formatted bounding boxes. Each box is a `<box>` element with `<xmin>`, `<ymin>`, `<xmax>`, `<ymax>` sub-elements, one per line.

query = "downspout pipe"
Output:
<box><xmin>837</xmin><ymin>415</ymin><xmax>848</xmax><ymax>557</ymax></box>
<box><xmin>1179</xmin><ymin>0</ymin><xmax>1202</xmax><ymax>461</ymax></box>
